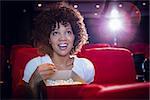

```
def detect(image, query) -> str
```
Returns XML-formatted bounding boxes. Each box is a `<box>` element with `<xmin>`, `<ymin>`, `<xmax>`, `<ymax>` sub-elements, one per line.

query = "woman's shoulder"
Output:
<box><xmin>26</xmin><ymin>54</ymin><xmax>52</xmax><ymax>66</ymax></box>
<box><xmin>72</xmin><ymin>56</ymin><xmax>95</xmax><ymax>84</ymax></box>
<box><xmin>26</xmin><ymin>56</ymin><xmax>42</xmax><ymax>65</ymax></box>
<box><xmin>74</xmin><ymin>56</ymin><xmax>93</xmax><ymax>66</ymax></box>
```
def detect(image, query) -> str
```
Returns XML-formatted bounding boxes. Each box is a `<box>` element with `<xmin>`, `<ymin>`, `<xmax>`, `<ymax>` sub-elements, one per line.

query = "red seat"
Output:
<box><xmin>82</xmin><ymin>43</ymin><xmax>110</xmax><ymax>49</ymax></box>
<box><xmin>78</xmin><ymin>47</ymin><xmax>149</xmax><ymax>99</ymax></box>
<box><xmin>12</xmin><ymin>47</ymin><xmax>41</xmax><ymax>98</ymax></box>
<box><xmin>11</xmin><ymin>46</ymin><xmax>149</xmax><ymax>99</ymax></box>
<box><xmin>11</xmin><ymin>47</ymin><xmax>102</xmax><ymax>99</ymax></box>
<box><xmin>41</xmin><ymin>84</ymin><xmax>102</xmax><ymax>99</ymax></box>
<box><xmin>78</xmin><ymin>47</ymin><xmax>136</xmax><ymax>85</ymax></box>
<box><xmin>43</xmin><ymin>85</ymin><xmax>85</xmax><ymax>98</ymax></box>
<box><xmin>10</xmin><ymin>44</ymin><xmax>32</xmax><ymax>65</ymax></box>
<box><xmin>95</xmin><ymin>82</ymin><xmax>150</xmax><ymax>99</ymax></box>
<box><xmin>77</xmin><ymin>43</ymin><xmax>110</xmax><ymax>57</ymax></box>
<box><xmin>81</xmin><ymin>82</ymin><xmax>149</xmax><ymax>99</ymax></box>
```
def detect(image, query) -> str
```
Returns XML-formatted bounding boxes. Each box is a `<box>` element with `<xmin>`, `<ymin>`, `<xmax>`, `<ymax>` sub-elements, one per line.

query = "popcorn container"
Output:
<box><xmin>44</xmin><ymin>70</ymin><xmax>86</xmax><ymax>86</ymax></box>
<box><xmin>39</xmin><ymin>70</ymin><xmax>87</xmax><ymax>99</ymax></box>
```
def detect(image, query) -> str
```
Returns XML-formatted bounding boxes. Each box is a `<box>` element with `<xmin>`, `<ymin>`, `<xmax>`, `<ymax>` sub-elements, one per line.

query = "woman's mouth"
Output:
<box><xmin>58</xmin><ymin>43</ymin><xmax>68</xmax><ymax>50</ymax></box>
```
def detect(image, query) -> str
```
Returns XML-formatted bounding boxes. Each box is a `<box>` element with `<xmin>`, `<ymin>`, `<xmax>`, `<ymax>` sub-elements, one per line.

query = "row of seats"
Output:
<box><xmin>0</xmin><ymin>44</ymin><xmax>149</xmax><ymax>98</ymax></box>
<box><xmin>79</xmin><ymin>43</ymin><xmax>149</xmax><ymax>82</ymax></box>
<box><xmin>9</xmin><ymin>43</ymin><xmax>149</xmax><ymax>99</ymax></box>
<box><xmin>81</xmin><ymin>42</ymin><xmax>149</xmax><ymax>58</ymax></box>
<box><xmin>41</xmin><ymin>82</ymin><xmax>149</xmax><ymax>99</ymax></box>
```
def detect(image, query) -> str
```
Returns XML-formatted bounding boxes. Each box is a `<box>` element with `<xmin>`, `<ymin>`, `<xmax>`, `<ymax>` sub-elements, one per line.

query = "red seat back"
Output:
<box><xmin>96</xmin><ymin>82</ymin><xmax>150</xmax><ymax>99</ymax></box>
<box><xmin>77</xmin><ymin>43</ymin><xmax>110</xmax><ymax>57</ymax></box>
<box><xmin>41</xmin><ymin>84</ymin><xmax>102</xmax><ymax>99</ymax></box>
<box><xmin>78</xmin><ymin>47</ymin><xmax>136</xmax><ymax>85</ymax></box>
<box><xmin>10</xmin><ymin>44</ymin><xmax>32</xmax><ymax>65</ymax></box>
<box><xmin>12</xmin><ymin>47</ymin><xmax>41</xmax><ymax>97</ymax></box>
<box><xmin>82</xmin><ymin>43</ymin><xmax>110</xmax><ymax>49</ymax></box>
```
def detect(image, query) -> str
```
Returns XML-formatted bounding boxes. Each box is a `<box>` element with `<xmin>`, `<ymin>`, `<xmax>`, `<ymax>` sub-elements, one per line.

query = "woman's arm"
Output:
<box><xmin>28</xmin><ymin>63</ymin><xmax>56</xmax><ymax>98</ymax></box>
<box><xmin>29</xmin><ymin>68</ymin><xmax>42</xmax><ymax>98</ymax></box>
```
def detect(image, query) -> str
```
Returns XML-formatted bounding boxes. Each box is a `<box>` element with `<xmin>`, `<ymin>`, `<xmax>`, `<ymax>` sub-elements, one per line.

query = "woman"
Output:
<box><xmin>23</xmin><ymin>2</ymin><xmax>95</xmax><ymax>97</ymax></box>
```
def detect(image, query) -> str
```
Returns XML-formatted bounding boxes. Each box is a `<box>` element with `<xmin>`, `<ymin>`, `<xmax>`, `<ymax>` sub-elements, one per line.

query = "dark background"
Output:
<box><xmin>1</xmin><ymin>0</ymin><xmax>149</xmax><ymax>46</ymax></box>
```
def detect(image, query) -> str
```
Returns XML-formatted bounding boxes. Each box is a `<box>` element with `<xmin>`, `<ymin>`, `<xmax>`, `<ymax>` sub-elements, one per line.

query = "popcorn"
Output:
<box><xmin>46</xmin><ymin>78</ymin><xmax>82</xmax><ymax>86</ymax></box>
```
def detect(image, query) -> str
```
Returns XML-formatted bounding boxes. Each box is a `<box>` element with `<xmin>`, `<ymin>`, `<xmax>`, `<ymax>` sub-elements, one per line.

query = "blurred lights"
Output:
<box><xmin>22</xmin><ymin>9</ymin><xmax>26</xmax><ymax>13</ymax></box>
<box><xmin>118</xmin><ymin>3</ymin><xmax>123</xmax><ymax>8</ymax></box>
<box><xmin>110</xmin><ymin>9</ymin><xmax>120</xmax><ymax>18</ymax></box>
<box><xmin>74</xmin><ymin>4</ymin><xmax>78</xmax><ymax>8</ymax></box>
<box><xmin>96</xmin><ymin>4</ymin><xmax>100</xmax><ymax>8</ymax></box>
<box><xmin>94</xmin><ymin>13</ymin><xmax>98</xmax><ymax>16</ymax></box>
<box><xmin>142</xmin><ymin>2</ymin><xmax>146</xmax><ymax>6</ymax></box>
<box><xmin>108</xmin><ymin>19</ymin><xmax>123</xmax><ymax>31</ymax></box>
<box><xmin>107</xmin><ymin>8</ymin><xmax>124</xmax><ymax>46</ymax></box>
<box><xmin>99</xmin><ymin>2</ymin><xmax>142</xmax><ymax>45</ymax></box>
<box><xmin>108</xmin><ymin>8</ymin><xmax>124</xmax><ymax>31</ymax></box>
<box><xmin>38</xmin><ymin>3</ymin><xmax>42</xmax><ymax>7</ymax></box>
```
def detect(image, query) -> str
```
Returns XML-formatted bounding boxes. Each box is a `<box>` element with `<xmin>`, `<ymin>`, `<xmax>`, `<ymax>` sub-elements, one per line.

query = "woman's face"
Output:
<box><xmin>49</xmin><ymin>22</ymin><xmax>75</xmax><ymax>57</ymax></box>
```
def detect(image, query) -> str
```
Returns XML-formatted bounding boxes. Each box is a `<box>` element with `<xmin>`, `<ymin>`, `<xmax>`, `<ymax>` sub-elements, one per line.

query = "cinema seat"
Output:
<box><xmin>11</xmin><ymin>46</ymin><xmax>149</xmax><ymax>99</ymax></box>
<box><xmin>12</xmin><ymin>47</ymin><xmax>41</xmax><ymax>98</ymax></box>
<box><xmin>78</xmin><ymin>47</ymin><xmax>149</xmax><ymax>99</ymax></box>
<box><xmin>80</xmin><ymin>82</ymin><xmax>150</xmax><ymax>99</ymax></box>
<box><xmin>11</xmin><ymin>47</ymin><xmax>102</xmax><ymax>99</ymax></box>
<box><xmin>10</xmin><ymin>44</ymin><xmax>32</xmax><ymax>65</ymax></box>
<box><xmin>95</xmin><ymin>82</ymin><xmax>150</xmax><ymax>99</ymax></box>
<box><xmin>41</xmin><ymin>84</ymin><xmax>102</xmax><ymax>99</ymax></box>
<box><xmin>82</xmin><ymin>43</ymin><xmax>110</xmax><ymax>49</ymax></box>
<box><xmin>77</xmin><ymin>43</ymin><xmax>110</xmax><ymax>57</ymax></box>
<box><xmin>78</xmin><ymin>47</ymin><xmax>136</xmax><ymax>85</ymax></box>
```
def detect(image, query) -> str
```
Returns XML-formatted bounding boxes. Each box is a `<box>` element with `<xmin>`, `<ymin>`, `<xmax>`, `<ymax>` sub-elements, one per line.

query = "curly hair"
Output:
<box><xmin>32</xmin><ymin>2</ymin><xmax>88</xmax><ymax>56</ymax></box>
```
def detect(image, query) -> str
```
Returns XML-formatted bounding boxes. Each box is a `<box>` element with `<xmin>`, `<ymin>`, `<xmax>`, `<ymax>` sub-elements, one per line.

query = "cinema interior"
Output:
<box><xmin>0</xmin><ymin>0</ymin><xmax>149</xmax><ymax>99</ymax></box>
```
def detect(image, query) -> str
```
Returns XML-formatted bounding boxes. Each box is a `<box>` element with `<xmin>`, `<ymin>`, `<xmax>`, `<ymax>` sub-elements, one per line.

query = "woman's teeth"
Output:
<box><xmin>59</xmin><ymin>43</ymin><xmax>67</xmax><ymax>46</ymax></box>
<box><xmin>58</xmin><ymin>43</ymin><xmax>68</xmax><ymax>50</ymax></box>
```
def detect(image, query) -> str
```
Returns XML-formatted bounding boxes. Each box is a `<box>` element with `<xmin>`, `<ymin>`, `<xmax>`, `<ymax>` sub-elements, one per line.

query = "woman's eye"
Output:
<box><xmin>66</xmin><ymin>31</ymin><xmax>72</xmax><ymax>35</ymax></box>
<box><xmin>52</xmin><ymin>32</ymin><xmax>59</xmax><ymax>36</ymax></box>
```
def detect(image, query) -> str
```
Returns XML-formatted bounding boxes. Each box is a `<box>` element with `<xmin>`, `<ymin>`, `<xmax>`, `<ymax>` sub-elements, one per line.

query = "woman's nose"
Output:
<box><xmin>58</xmin><ymin>33</ymin><xmax>67</xmax><ymax>41</ymax></box>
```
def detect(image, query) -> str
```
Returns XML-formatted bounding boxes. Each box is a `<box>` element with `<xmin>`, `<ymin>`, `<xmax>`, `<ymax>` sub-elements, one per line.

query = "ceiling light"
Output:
<box><xmin>94</xmin><ymin>13</ymin><xmax>98</xmax><ymax>16</ymax></box>
<box><xmin>118</xmin><ymin>4</ymin><xmax>123</xmax><ymax>8</ymax></box>
<box><xmin>96</xmin><ymin>4</ymin><xmax>100</xmax><ymax>9</ymax></box>
<box><xmin>38</xmin><ymin>3</ymin><xmax>42</xmax><ymax>7</ymax></box>
<box><xmin>74</xmin><ymin>4</ymin><xmax>78</xmax><ymax>8</ymax></box>
<box><xmin>142</xmin><ymin>2</ymin><xmax>146</xmax><ymax>6</ymax></box>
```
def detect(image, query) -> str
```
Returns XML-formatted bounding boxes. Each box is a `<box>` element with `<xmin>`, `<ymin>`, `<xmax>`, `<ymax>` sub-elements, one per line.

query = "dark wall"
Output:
<box><xmin>1</xmin><ymin>1</ymin><xmax>33</xmax><ymax>46</ymax></box>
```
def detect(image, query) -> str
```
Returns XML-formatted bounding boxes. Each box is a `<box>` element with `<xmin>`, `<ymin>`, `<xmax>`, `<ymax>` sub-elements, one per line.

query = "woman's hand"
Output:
<box><xmin>29</xmin><ymin>63</ymin><xmax>57</xmax><ymax>98</ymax></box>
<box><xmin>37</xmin><ymin>63</ymin><xmax>57</xmax><ymax>80</ymax></box>
<box><xmin>30</xmin><ymin>63</ymin><xmax>56</xmax><ymax>85</ymax></box>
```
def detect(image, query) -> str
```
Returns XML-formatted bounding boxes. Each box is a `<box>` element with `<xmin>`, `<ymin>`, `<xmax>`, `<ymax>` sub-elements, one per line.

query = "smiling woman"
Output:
<box><xmin>49</xmin><ymin>23</ymin><xmax>75</xmax><ymax>57</ymax></box>
<box><xmin>22</xmin><ymin>1</ymin><xmax>95</xmax><ymax>98</ymax></box>
<box><xmin>32</xmin><ymin>2</ymin><xmax>88</xmax><ymax>56</ymax></box>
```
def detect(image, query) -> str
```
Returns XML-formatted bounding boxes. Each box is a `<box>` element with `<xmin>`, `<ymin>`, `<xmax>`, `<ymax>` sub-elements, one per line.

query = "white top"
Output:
<box><xmin>22</xmin><ymin>54</ymin><xmax>95</xmax><ymax>84</ymax></box>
